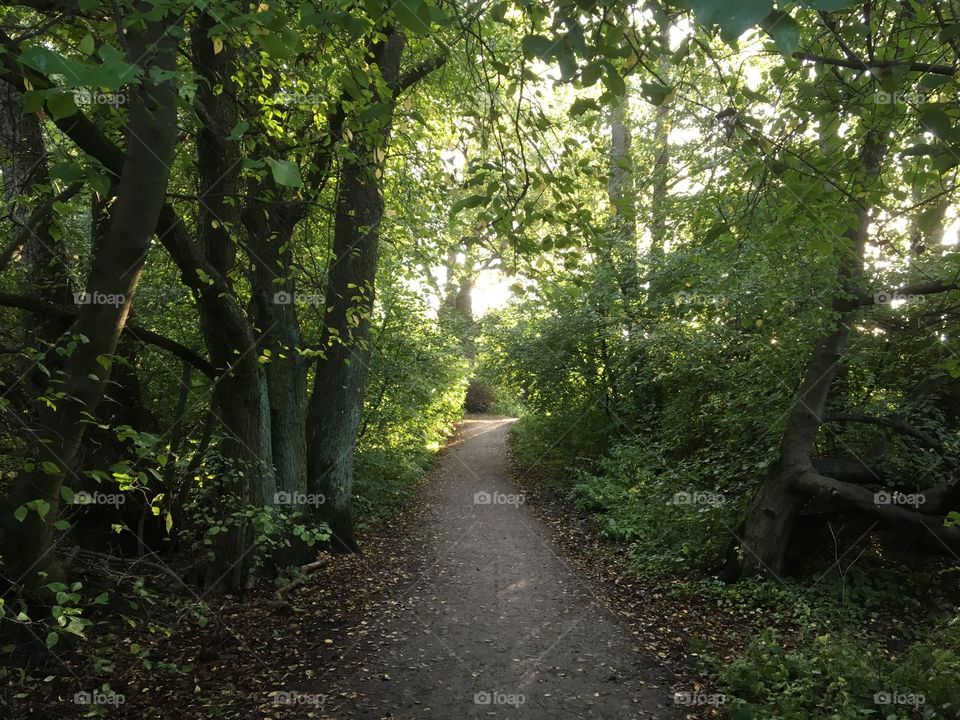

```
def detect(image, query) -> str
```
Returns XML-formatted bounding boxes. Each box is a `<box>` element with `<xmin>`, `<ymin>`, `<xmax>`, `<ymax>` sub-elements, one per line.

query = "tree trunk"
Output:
<box><xmin>190</xmin><ymin>16</ymin><xmax>275</xmax><ymax>591</ymax></box>
<box><xmin>738</xmin><ymin>132</ymin><xmax>883</xmax><ymax>578</ymax></box>
<box><xmin>608</xmin><ymin>92</ymin><xmax>637</xmax><ymax>300</ymax></box>
<box><xmin>307</xmin><ymin>29</ymin><xmax>406</xmax><ymax>551</ymax></box>
<box><xmin>0</xmin><ymin>80</ymin><xmax>72</xmax><ymax>351</ymax></box>
<box><xmin>0</xmin><ymin>16</ymin><xmax>179</xmax><ymax>598</ymax></box>
<box><xmin>244</xmin><ymin>199</ymin><xmax>309</xmax><ymax>503</ymax></box>
<box><xmin>647</xmin><ymin>16</ymin><xmax>671</xmax><ymax>275</ymax></box>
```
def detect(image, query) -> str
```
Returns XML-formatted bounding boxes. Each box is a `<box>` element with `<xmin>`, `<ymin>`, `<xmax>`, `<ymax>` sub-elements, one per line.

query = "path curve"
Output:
<box><xmin>325</xmin><ymin>417</ymin><xmax>682</xmax><ymax>719</ymax></box>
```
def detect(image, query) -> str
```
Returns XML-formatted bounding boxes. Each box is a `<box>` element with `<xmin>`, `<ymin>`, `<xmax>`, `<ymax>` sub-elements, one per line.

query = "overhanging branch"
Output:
<box><xmin>794</xmin><ymin>471</ymin><xmax>960</xmax><ymax>545</ymax></box>
<box><xmin>824</xmin><ymin>413</ymin><xmax>944</xmax><ymax>452</ymax></box>
<box><xmin>793</xmin><ymin>52</ymin><xmax>956</xmax><ymax>77</ymax></box>
<box><xmin>398</xmin><ymin>53</ymin><xmax>448</xmax><ymax>93</ymax></box>
<box><xmin>0</xmin><ymin>292</ymin><xmax>215</xmax><ymax>378</ymax></box>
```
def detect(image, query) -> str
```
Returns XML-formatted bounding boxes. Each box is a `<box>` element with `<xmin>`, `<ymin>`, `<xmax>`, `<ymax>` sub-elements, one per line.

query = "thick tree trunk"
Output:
<box><xmin>190</xmin><ymin>17</ymin><xmax>274</xmax><ymax>590</ymax></box>
<box><xmin>307</xmin><ymin>29</ymin><xmax>405</xmax><ymax>551</ymax></box>
<box><xmin>244</xmin><ymin>201</ymin><xmax>308</xmax><ymax>502</ymax></box>
<box><xmin>738</xmin><ymin>134</ymin><xmax>883</xmax><ymax>578</ymax></box>
<box><xmin>0</xmin><ymin>16</ymin><xmax>178</xmax><ymax>598</ymax></box>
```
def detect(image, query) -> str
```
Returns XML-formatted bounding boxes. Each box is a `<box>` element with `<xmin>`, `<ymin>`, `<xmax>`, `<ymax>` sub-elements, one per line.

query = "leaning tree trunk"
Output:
<box><xmin>307</xmin><ymin>29</ymin><xmax>406</xmax><ymax>551</ymax></box>
<box><xmin>738</xmin><ymin>132</ymin><xmax>884</xmax><ymax>578</ymax></box>
<box><xmin>0</xmin><ymin>16</ymin><xmax>179</xmax><ymax>599</ymax></box>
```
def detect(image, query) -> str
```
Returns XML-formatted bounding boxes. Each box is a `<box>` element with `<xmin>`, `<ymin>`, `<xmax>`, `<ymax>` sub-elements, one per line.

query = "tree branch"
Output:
<box><xmin>0</xmin><ymin>292</ymin><xmax>215</xmax><ymax>378</ymax></box>
<box><xmin>792</xmin><ymin>52</ymin><xmax>956</xmax><ymax>76</ymax></box>
<box><xmin>794</xmin><ymin>471</ymin><xmax>960</xmax><ymax>545</ymax></box>
<box><xmin>398</xmin><ymin>53</ymin><xmax>448</xmax><ymax>93</ymax></box>
<box><xmin>0</xmin><ymin>181</ymin><xmax>83</xmax><ymax>273</ymax></box>
<box><xmin>824</xmin><ymin>413</ymin><xmax>943</xmax><ymax>451</ymax></box>
<box><xmin>837</xmin><ymin>279</ymin><xmax>960</xmax><ymax>310</ymax></box>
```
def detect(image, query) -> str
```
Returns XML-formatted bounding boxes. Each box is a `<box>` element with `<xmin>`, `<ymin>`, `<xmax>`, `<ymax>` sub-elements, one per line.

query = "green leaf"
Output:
<box><xmin>811</xmin><ymin>236</ymin><xmax>833</xmax><ymax>254</ymax></box>
<box><xmin>258</xmin><ymin>35</ymin><xmax>288</xmax><ymax>59</ymax></box>
<box><xmin>356</xmin><ymin>101</ymin><xmax>392</xmax><ymax>123</ymax></box>
<box><xmin>580</xmin><ymin>61</ymin><xmax>604</xmax><ymax>87</ymax></box>
<box><xmin>602</xmin><ymin>61</ymin><xmax>625</xmax><ymax>97</ymax></box>
<box><xmin>921</xmin><ymin>108</ymin><xmax>952</xmax><ymax>137</ymax></box>
<box><xmin>79</xmin><ymin>33</ymin><xmax>95</xmax><ymax>56</ymax></box>
<box><xmin>227</xmin><ymin>121</ymin><xmax>249</xmax><ymax>141</ymax></box>
<box><xmin>19</xmin><ymin>45</ymin><xmax>138</xmax><ymax>90</ymax></box>
<box><xmin>569</xmin><ymin>98</ymin><xmax>600</xmax><ymax>116</ymax></box>
<box><xmin>759</xmin><ymin>10</ymin><xmax>800</xmax><ymax>57</ymax></box>
<box><xmin>64</xmin><ymin>617</ymin><xmax>88</xmax><ymax>637</ymax></box>
<box><xmin>266</xmin><ymin>158</ymin><xmax>303</xmax><ymax>188</ymax></box>
<box><xmin>521</xmin><ymin>34</ymin><xmax>555</xmax><ymax>59</ymax></box>
<box><xmin>450</xmin><ymin>194</ymin><xmax>487</xmax><ymax>215</ymax></box>
<box><xmin>917</xmin><ymin>205</ymin><xmax>945</xmax><ymax>235</ymax></box>
<box><xmin>640</xmin><ymin>82</ymin><xmax>670</xmax><ymax>106</ymax></box>
<box><xmin>22</xmin><ymin>90</ymin><xmax>44</xmax><ymax>113</ymax></box>
<box><xmin>941</xmin><ymin>24</ymin><xmax>960</xmax><ymax>43</ymax></box>
<box><xmin>47</xmin><ymin>92</ymin><xmax>78</xmax><ymax>121</ymax></box>
<box><xmin>920</xmin><ymin>74</ymin><xmax>951</xmax><ymax>90</ymax></box>
<box><xmin>687</xmin><ymin>0</ymin><xmax>773</xmax><ymax>42</ymax></box>
<box><xmin>46</xmin><ymin>632</ymin><xmax>59</xmax><ymax>649</ymax></box>
<box><xmin>901</xmin><ymin>143</ymin><xmax>935</xmax><ymax>157</ymax></box>
<box><xmin>703</xmin><ymin>222</ymin><xmax>728</xmax><ymax>242</ymax></box>
<box><xmin>14</xmin><ymin>505</ymin><xmax>28</xmax><ymax>522</ymax></box>
<box><xmin>364</xmin><ymin>0</ymin><xmax>385</xmax><ymax>19</ymax></box>
<box><xmin>50</xmin><ymin>161</ymin><xmax>84</xmax><ymax>184</ymax></box>
<box><xmin>392</xmin><ymin>0</ymin><xmax>430</xmax><ymax>35</ymax></box>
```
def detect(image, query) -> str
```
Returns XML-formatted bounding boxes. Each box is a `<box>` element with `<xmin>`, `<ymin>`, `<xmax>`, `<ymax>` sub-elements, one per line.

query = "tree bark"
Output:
<box><xmin>0</xmin><ymin>13</ymin><xmax>179</xmax><ymax>598</ymax></box>
<box><xmin>244</xmin><ymin>197</ymin><xmax>309</xmax><ymax>503</ymax></box>
<box><xmin>608</xmin><ymin>92</ymin><xmax>638</xmax><ymax>300</ymax></box>
<box><xmin>738</xmin><ymin>131</ymin><xmax>884</xmax><ymax>578</ymax></box>
<box><xmin>190</xmin><ymin>16</ymin><xmax>274</xmax><ymax>591</ymax></box>
<box><xmin>307</xmin><ymin>28</ymin><xmax>406</xmax><ymax>551</ymax></box>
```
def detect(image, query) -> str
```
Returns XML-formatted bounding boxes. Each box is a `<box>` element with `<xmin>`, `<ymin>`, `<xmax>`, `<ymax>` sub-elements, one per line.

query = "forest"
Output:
<box><xmin>1</xmin><ymin>0</ymin><xmax>959</xmax><ymax>718</ymax></box>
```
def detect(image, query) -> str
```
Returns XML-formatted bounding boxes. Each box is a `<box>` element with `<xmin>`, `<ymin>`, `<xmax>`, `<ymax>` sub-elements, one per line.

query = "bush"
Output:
<box><xmin>719</xmin><ymin>620</ymin><xmax>960</xmax><ymax>720</ymax></box>
<box><xmin>569</xmin><ymin>437</ymin><xmax>748</xmax><ymax>573</ymax></box>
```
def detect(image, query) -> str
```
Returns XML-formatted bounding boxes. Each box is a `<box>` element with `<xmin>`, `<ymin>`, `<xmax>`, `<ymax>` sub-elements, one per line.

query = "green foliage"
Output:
<box><xmin>3</xmin><ymin>0</ymin><xmax>960</xmax><ymax>717</ymax></box>
<box><xmin>350</xmin><ymin>284</ymin><xmax>469</xmax><ymax>525</ymax></box>
<box><xmin>569</xmin><ymin>439</ymin><xmax>746</xmax><ymax>570</ymax></box>
<box><xmin>720</xmin><ymin>621</ymin><xmax>960</xmax><ymax>719</ymax></box>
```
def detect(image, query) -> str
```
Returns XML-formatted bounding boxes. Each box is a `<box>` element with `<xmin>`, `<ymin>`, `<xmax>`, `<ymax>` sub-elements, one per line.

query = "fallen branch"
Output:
<box><xmin>276</xmin><ymin>557</ymin><xmax>330</xmax><ymax>598</ymax></box>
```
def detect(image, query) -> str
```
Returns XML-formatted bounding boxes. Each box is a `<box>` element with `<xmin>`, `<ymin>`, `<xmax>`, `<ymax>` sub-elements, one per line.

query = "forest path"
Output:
<box><xmin>322</xmin><ymin>417</ymin><xmax>682</xmax><ymax>719</ymax></box>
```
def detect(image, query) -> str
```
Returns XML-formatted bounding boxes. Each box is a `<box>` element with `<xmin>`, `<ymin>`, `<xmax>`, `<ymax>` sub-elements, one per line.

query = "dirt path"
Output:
<box><xmin>323</xmin><ymin>418</ymin><xmax>682</xmax><ymax>719</ymax></box>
